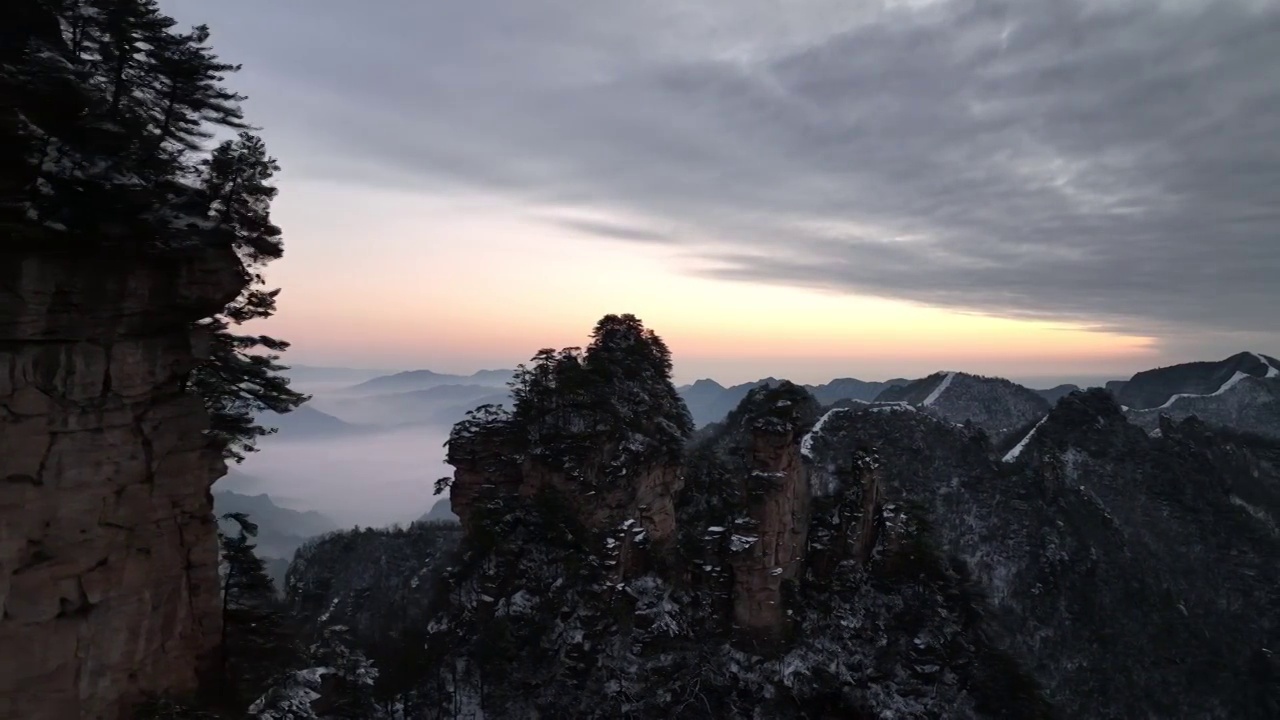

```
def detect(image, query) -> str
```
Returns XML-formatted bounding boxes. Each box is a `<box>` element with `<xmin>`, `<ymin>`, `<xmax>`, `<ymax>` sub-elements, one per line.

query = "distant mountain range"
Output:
<box><xmin>279</xmin><ymin>352</ymin><xmax>1280</xmax><ymax>440</ymax></box>
<box><xmin>1119</xmin><ymin>351</ymin><xmax>1280</xmax><ymax>438</ymax></box>
<box><xmin>1114</xmin><ymin>351</ymin><xmax>1279</xmax><ymax>409</ymax></box>
<box><xmin>214</xmin><ymin>490</ymin><xmax>342</xmax><ymax>589</ymax></box>
<box><xmin>343</xmin><ymin>368</ymin><xmax>513</xmax><ymax>395</ymax></box>
<box><xmin>256</xmin><ymin>405</ymin><xmax>365</xmax><ymax>440</ymax></box>
<box><xmin>678</xmin><ymin>377</ymin><xmax>911</xmax><ymax>427</ymax></box>
<box><xmin>322</xmin><ymin>383</ymin><xmax>511</xmax><ymax>427</ymax></box>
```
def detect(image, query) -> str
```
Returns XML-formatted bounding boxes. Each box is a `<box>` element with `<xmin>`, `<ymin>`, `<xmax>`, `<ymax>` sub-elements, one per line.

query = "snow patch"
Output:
<box><xmin>1253</xmin><ymin>351</ymin><xmax>1280</xmax><ymax>378</ymax></box>
<box><xmin>870</xmin><ymin>404</ymin><xmax>916</xmax><ymax>413</ymax></box>
<box><xmin>801</xmin><ymin>407</ymin><xmax>850</xmax><ymax>459</ymax></box>
<box><xmin>1230</xmin><ymin>495</ymin><xmax>1277</xmax><ymax>534</ymax></box>
<box><xmin>921</xmin><ymin>372</ymin><xmax>956</xmax><ymax>407</ymax></box>
<box><xmin>1150</xmin><ymin>370</ymin><xmax>1251</xmax><ymax>410</ymax></box>
<box><xmin>1002</xmin><ymin>415</ymin><xmax>1049</xmax><ymax>463</ymax></box>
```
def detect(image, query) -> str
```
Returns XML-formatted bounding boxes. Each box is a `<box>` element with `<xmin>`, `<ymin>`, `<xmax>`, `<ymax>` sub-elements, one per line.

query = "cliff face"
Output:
<box><xmin>408</xmin><ymin>361</ymin><xmax>1048</xmax><ymax>719</ymax></box>
<box><xmin>0</xmin><ymin>246</ymin><xmax>244</xmax><ymax>720</ymax></box>
<box><xmin>729</xmin><ymin>424</ymin><xmax>808</xmax><ymax>637</ymax></box>
<box><xmin>722</xmin><ymin>386</ymin><xmax>819</xmax><ymax>640</ymax></box>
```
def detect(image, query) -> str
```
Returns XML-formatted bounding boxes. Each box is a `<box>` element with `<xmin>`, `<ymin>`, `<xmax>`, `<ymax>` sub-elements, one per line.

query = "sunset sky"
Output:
<box><xmin>162</xmin><ymin>0</ymin><xmax>1280</xmax><ymax>386</ymax></box>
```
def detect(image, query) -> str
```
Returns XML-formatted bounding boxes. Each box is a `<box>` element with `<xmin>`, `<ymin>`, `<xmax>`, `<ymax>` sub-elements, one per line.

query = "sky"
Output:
<box><xmin>162</xmin><ymin>0</ymin><xmax>1280</xmax><ymax>386</ymax></box>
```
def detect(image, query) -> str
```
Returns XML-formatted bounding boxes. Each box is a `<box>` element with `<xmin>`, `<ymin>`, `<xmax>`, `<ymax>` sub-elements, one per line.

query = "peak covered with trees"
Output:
<box><xmin>505</xmin><ymin>312</ymin><xmax>692</xmax><ymax>469</ymax></box>
<box><xmin>409</xmin><ymin>318</ymin><xmax>1053</xmax><ymax>718</ymax></box>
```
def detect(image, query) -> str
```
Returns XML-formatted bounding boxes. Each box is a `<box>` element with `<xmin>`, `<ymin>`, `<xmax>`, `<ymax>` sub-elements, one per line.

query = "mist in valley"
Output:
<box><xmin>217</xmin><ymin>424</ymin><xmax>452</xmax><ymax>528</ymax></box>
<box><xmin>213</xmin><ymin>367</ymin><xmax>515</xmax><ymax>528</ymax></box>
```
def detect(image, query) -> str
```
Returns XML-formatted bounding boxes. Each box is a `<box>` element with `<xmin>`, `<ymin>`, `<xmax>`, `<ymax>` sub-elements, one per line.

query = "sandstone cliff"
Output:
<box><xmin>0</xmin><ymin>245</ymin><xmax>244</xmax><ymax>720</ymax></box>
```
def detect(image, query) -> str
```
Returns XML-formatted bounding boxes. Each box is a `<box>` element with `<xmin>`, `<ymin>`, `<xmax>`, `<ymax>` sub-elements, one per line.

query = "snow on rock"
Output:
<box><xmin>1253</xmin><ymin>351</ymin><xmax>1280</xmax><ymax>378</ymax></box>
<box><xmin>870</xmin><ymin>404</ymin><xmax>916</xmax><ymax>413</ymax></box>
<box><xmin>1146</xmin><ymin>370</ymin><xmax>1252</xmax><ymax>410</ymax></box>
<box><xmin>921</xmin><ymin>372</ymin><xmax>956</xmax><ymax>407</ymax></box>
<box><xmin>1002</xmin><ymin>415</ymin><xmax>1049</xmax><ymax>463</ymax></box>
<box><xmin>801</xmin><ymin>407</ymin><xmax>850</xmax><ymax>459</ymax></box>
<box><xmin>1229</xmin><ymin>495</ymin><xmax>1278</xmax><ymax>534</ymax></box>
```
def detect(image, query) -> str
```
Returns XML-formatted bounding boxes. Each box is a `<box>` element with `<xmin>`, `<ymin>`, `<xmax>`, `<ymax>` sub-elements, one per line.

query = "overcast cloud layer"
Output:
<box><xmin>181</xmin><ymin>0</ymin><xmax>1280</xmax><ymax>352</ymax></box>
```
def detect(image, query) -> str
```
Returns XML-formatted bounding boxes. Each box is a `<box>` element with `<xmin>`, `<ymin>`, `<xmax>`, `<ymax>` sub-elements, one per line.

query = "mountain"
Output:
<box><xmin>805</xmin><ymin>376</ymin><xmax>910</xmax><ymax>404</ymax></box>
<box><xmin>282</xmin><ymin>365</ymin><xmax>393</xmax><ymax>384</ymax></box>
<box><xmin>213</xmin><ymin>491</ymin><xmax>341</xmax><ymax>589</ymax></box>
<box><xmin>328</xmin><ymin>383</ymin><xmax>511</xmax><ymax>427</ymax></box>
<box><xmin>230</xmin><ymin>327</ymin><xmax>1280</xmax><ymax>717</ymax></box>
<box><xmin>256</xmin><ymin>404</ymin><xmax>365</xmax><ymax>440</ymax></box>
<box><xmin>677</xmin><ymin>377</ymin><xmax>778</xmax><ymax>427</ymax></box>
<box><xmin>214</xmin><ymin>491</ymin><xmax>339</xmax><ymax>552</ymax></box>
<box><xmin>802</xmin><ymin>389</ymin><xmax>1280</xmax><ymax>719</ymax></box>
<box><xmin>1105</xmin><ymin>378</ymin><xmax>1130</xmax><ymax>396</ymax></box>
<box><xmin>1116</xmin><ymin>352</ymin><xmax>1280</xmax><ymax>439</ymax></box>
<box><xmin>214</xmin><ymin>491</ymin><xmax>342</xmax><ymax>593</ymax></box>
<box><xmin>416</xmin><ymin>498</ymin><xmax>458</xmax><ymax>523</ymax></box>
<box><xmin>875</xmin><ymin>371</ymin><xmax>1052</xmax><ymax>440</ymax></box>
<box><xmin>1033</xmin><ymin>383</ymin><xmax>1081</xmax><ymax>404</ymax></box>
<box><xmin>1116</xmin><ymin>351</ymin><xmax>1279</xmax><ymax>409</ymax></box>
<box><xmin>678</xmin><ymin>375</ymin><xmax>908</xmax><ymax>427</ymax></box>
<box><xmin>343</xmin><ymin>368</ymin><xmax>513</xmax><ymax>395</ymax></box>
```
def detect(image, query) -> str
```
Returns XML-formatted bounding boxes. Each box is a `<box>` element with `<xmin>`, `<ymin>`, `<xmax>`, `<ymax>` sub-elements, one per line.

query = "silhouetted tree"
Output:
<box><xmin>219</xmin><ymin>512</ymin><xmax>295</xmax><ymax>705</ymax></box>
<box><xmin>186</xmin><ymin>133</ymin><xmax>308</xmax><ymax>460</ymax></box>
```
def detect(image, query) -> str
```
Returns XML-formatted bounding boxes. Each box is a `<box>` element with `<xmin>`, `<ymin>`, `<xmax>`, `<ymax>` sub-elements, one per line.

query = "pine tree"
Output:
<box><xmin>7</xmin><ymin>3</ymin><xmax>307</xmax><ymax>461</ymax></box>
<box><xmin>185</xmin><ymin>132</ymin><xmax>309</xmax><ymax>461</ymax></box>
<box><xmin>584</xmin><ymin>313</ymin><xmax>693</xmax><ymax>460</ymax></box>
<box><xmin>219</xmin><ymin>512</ymin><xmax>295</xmax><ymax>706</ymax></box>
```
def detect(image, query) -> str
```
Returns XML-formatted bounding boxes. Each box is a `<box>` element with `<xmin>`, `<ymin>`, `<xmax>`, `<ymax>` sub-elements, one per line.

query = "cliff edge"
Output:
<box><xmin>0</xmin><ymin>245</ymin><xmax>244</xmax><ymax>720</ymax></box>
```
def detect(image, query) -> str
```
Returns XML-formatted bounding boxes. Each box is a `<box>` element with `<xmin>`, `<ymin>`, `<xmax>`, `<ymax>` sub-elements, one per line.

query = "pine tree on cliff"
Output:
<box><xmin>5</xmin><ymin>1</ymin><xmax>307</xmax><ymax>460</ymax></box>
<box><xmin>186</xmin><ymin>133</ymin><xmax>309</xmax><ymax>461</ymax></box>
<box><xmin>219</xmin><ymin>512</ymin><xmax>294</xmax><ymax>705</ymax></box>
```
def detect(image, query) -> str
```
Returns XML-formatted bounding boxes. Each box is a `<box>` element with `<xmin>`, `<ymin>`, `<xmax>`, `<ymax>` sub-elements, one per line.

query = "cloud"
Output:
<box><xmin>179</xmin><ymin>0</ymin><xmax>1280</xmax><ymax>349</ymax></box>
<box><xmin>552</xmin><ymin>217</ymin><xmax>677</xmax><ymax>245</ymax></box>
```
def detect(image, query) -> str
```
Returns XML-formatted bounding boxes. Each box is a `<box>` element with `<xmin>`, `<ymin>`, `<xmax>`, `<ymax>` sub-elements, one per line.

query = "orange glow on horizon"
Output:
<box><xmin>257</xmin><ymin>180</ymin><xmax>1161</xmax><ymax>383</ymax></box>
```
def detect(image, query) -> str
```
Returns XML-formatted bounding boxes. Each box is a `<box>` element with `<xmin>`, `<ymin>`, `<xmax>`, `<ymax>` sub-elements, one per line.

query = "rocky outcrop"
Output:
<box><xmin>728</xmin><ymin>415</ymin><xmax>809</xmax><ymax>638</ymax></box>
<box><xmin>0</xmin><ymin>245</ymin><xmax>244</xmax><ymax>720</ymax></box>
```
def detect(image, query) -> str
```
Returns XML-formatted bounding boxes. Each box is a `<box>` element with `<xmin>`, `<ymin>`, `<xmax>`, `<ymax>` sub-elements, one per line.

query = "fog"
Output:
<box><xmin>218</xmin><ymin>364</ymin><xmax>1128</xmax><ymax>530</ymax></box>
<box><xmin>217</xmin><ymin>423</ymin><xmax>452</xmax><ymax>529</ymax></box>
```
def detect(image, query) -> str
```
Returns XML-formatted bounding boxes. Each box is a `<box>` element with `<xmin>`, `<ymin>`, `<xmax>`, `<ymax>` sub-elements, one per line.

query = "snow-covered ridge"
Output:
<box><xmin>801</xmin><ymin>408</ymin><xmax>851</xmax><ymax>459</ymax></box>
<box><xmin>1002</xmin><ymin>415</ymin><xmax>1049</xmax><ymax>463</ymax></box>
<box><xmin>1133</xmin><ymin>370</ymin><xmax>1253</xmax><ymax>412</ymax></box>
<box><xmin>1252</xmin><ymin>351</ymin><xmax>1280</xmax><ymax>378</ymax></box>
<box><xmin>921</xmin><ymin>372</ymin><xmax>956</xmax><ymax>407</ymax></box>
<box><xmin>870</xmin><ymin>404</ymin><xmax>917</xmax><ymax>413</ymax></box>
